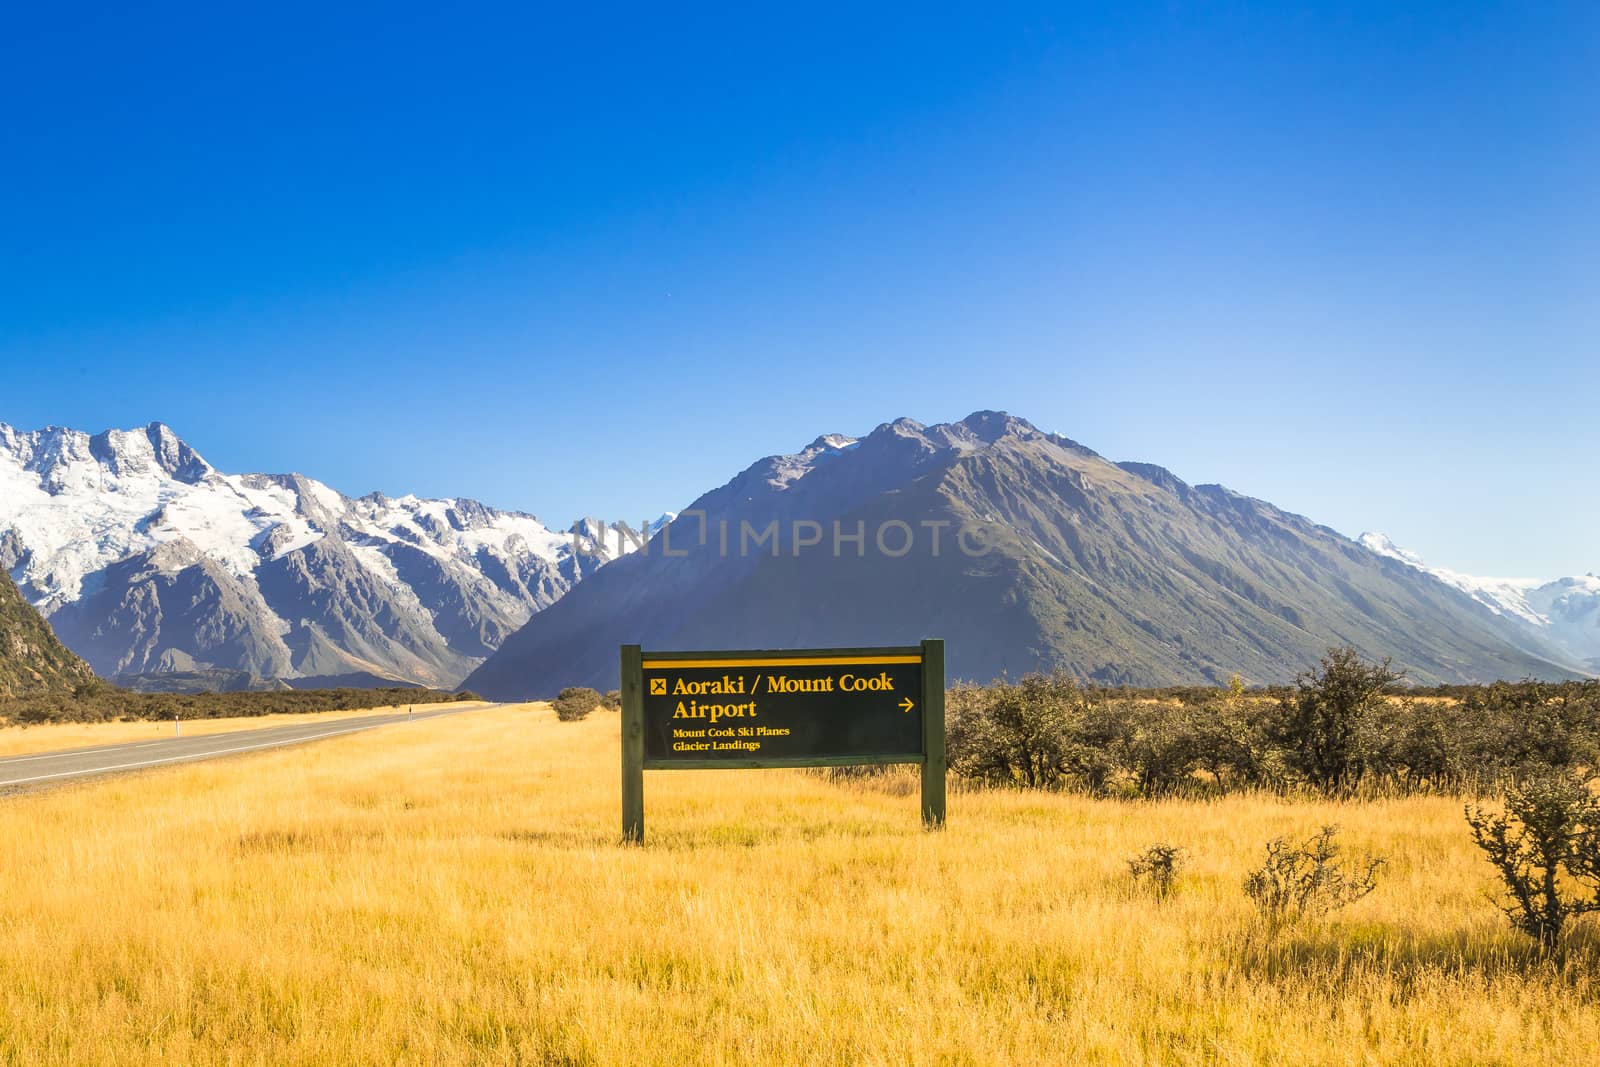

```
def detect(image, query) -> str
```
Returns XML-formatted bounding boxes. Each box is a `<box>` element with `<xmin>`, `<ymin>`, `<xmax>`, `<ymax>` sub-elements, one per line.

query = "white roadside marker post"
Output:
<box><xmin>174</xmin><ymin>714</ymin><xmax>180</xmax><ymax>738</ymax></box>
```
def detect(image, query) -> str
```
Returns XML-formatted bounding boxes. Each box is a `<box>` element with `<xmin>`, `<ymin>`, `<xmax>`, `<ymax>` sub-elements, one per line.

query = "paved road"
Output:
<box><xmin>0</xmin><ymin>703</ymin><xmax>493</xmax><ymax>793</ymax></box>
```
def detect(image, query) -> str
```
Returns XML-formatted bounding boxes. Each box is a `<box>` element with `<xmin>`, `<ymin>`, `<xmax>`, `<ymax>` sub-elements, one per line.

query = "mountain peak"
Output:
<box><xmin>955</xmin><ymin>410</ymin><xmax>1038</xmax><ymax>443</ymax></box>
<box><xmin>1357</xmin><ymin>532</ymin><xmax>1426</xmax><ymax>568</ymax></box>
<box><xmin>804</xmin><ymin>433</ymin><xmax>858</xmax><ymax>453</ymax></box>
<box><xmin>0</xmin><ymin>421</ymin><xmax>213</xmax><ymax>487</ymax></box>
<box><xmin>871</xmin><ymin>417</ymin><xmax>928</xmax><ymax>438</ymax></box>
<box><xmin>1</xmin><ymin>420</ymin><xmax>618</xmax><ymax>687</ymax></box>
<box><xmin>1118</xmin><ymin>461</ymin><xmax>1191</xmax><ymax>495</ymax></box>
<box><xmin>141</xmin><ymin>422</ymin><xmax>213</xmax><ymax>483</ymax></box>
<box><xmin>466</xmin><ymin>410</ymin><xmax>1583</xmax><ymax>696</ymax></box>
<box><xmin>862</xmin><ymin>411</ymin><xmax>1041</xmax><ymax>447</ymax></box>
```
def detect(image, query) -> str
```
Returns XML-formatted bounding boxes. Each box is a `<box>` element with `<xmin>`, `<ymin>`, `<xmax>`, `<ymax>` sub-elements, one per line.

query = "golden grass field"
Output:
<box><xmin>0</xmin><ymin>703</ymin><xmax>1594</xmax><ymax>1065</ymax></box>
<box><xmin>0</xmin><ymin>701</ymin><xmax>493</xmax><ymax>758</ymax></box>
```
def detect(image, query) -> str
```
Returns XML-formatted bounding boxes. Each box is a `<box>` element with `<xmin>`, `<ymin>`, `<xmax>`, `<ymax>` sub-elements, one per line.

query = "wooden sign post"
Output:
<box><xmin>620</xmin><ymin>640</ymin><xmax>946</xmax><ymax>843</ymax></box>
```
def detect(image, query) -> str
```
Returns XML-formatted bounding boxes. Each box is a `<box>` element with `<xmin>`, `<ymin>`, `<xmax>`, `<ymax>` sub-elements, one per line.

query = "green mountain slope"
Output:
<box><xmin>0</xmin><ymin>567</ymin><xmax>97</xmax><ymax>698</ymax></box>
<box><xmin>464</xmin><ymin>413</ymin><xmax>1577</xmax><ymax>696</ymax></box>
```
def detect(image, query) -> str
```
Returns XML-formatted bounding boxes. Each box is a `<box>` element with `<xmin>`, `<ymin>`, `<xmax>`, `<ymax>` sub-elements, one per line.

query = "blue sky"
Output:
<box><xmin>2</xmin><ymin>3</ymin><xmax>1594</xmax><ymax>577</ymax></box>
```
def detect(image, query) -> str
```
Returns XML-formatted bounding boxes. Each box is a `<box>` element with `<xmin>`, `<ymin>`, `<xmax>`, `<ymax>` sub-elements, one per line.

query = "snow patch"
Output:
<box><xmin>0</xmin><ymin>422</ymin><xmax>615</xmax><ymax>615</ymax></box>
<box><xmin>1358</xmin><ymin>532</ymin><xmax>1548</xmax><ymax>626</ymax></box>
<box><xmin>1358</xmin><ymin>534</ymin><xmax>1600</xmax><ymax>671</ymax></box>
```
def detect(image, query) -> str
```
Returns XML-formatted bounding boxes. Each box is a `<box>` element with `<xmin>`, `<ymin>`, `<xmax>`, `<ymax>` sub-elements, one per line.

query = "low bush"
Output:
<box><xmin>946</xmin><ymin>674</ymin><xmax>1102</xmax><ymax>790</ymax></box>
<box><xmin>1127</xmin><ymin>843</ymin><xmax>1185</xmax><ymax>899</ymax></box>
<box><xmin>1243</xmin><ymin>826</ymin><xmax>1382</xmax><ymax>924</ymax></box>
<box><xmin>552</xmin><ymin>687</ymin><xmax>603</xmax><ymax>722</ymax></box>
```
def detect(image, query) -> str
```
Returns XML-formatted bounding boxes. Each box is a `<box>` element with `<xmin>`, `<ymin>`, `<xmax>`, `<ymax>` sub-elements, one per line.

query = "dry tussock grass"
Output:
<box><xmin>0</xmin><ymin>704</ymin><xmax>1594</xmax><ymax>1065</ymax></box>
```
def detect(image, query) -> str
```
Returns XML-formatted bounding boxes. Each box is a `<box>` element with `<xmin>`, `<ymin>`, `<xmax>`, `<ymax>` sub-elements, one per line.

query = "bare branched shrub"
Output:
<box><xmin>1466</xmin><ymin>770</ymin><xmax>1600</xmax><ymax>950</ymax></box>
<box><xmin>1128</xmin><ymin>843</ymin><xmax>1185</xmax><ymax>899</ymax></box>
<box><xmin>1244</xmin><ymin>825</ymin><xmax>1382</xmax><ymax>923</ymax></box>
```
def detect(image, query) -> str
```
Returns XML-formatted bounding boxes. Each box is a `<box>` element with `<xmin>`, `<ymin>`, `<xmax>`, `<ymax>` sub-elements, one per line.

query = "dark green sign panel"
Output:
<box><xmin>641</xmin><ymin>651</ymin><xmax>923</xmax><ymax>764</ymax></box>
<box><xmin>619</xmin><ymin>641</ymin><xmax>946</xmax><ymax>842</ymax></box>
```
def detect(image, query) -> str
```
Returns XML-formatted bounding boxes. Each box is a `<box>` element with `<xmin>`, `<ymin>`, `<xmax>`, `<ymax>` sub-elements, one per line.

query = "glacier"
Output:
<box><xmin>0</xmin><ymin>422</ymin><xmax>633</xmax><ymax>688</ymax></box>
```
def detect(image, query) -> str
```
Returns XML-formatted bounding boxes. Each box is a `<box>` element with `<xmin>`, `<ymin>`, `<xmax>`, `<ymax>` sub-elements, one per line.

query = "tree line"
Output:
<box><xmin>947</xmin><ymin>647</ymin><xmax>1600</xmax><ymax>797</ymax></box>
<box><xmin>0</xmin><ymin>681</ymin><xmax>483</xmax><ymax>725</ymax></box>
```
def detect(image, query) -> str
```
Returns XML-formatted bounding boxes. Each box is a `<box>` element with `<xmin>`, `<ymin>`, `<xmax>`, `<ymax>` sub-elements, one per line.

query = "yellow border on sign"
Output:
<box><xmin>641</xmin><ymin>655</ymin><xmax>922</xmax><ymax>669</ymax></box>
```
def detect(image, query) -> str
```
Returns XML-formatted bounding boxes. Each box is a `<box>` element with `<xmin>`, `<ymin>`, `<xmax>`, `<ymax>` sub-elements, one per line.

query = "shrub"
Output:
<box><xmin>1116</xmin><ymin>700</ymin><xmax>1264</xmax><ymax>796</ymax></box>
<box><xmin>1226</xmin><ymin>673</ymin><xmax>1246</xmax><ymax>704</ymax></box>
<box><xmin>1270</xmin><ymin>647</ymin><xmax>1403</xmax><ymax>793</ymax></box>
<box><xmin>1466</xmin><ymin>770</ymin><xmax>1600</xmax><ymax>950</ymax></box>
<box><xmin>1128</xmin><ymin>844</ymin><xmax>1185</xmax><ymax>899</ymax></box>
<box><xmin>898</xmin><ymin>672</ymin><xmax>1600</xmax><ymax>800</ymax></box>
<box><xmin>601</xmin><ymin>689</ymin><xmax>622</xmax><ymax>712</ymax></box>
<box><xmin>1362</xmin><ymin>696</ymin><xmax>1466</xmax><ymax>793</ymax></box>
<box><xmin>1458</xmin><ymin>681</ymin><xmax>1600</xmax><ymax>784</ymax></box>
<box><xmin>551</xmin><ymin>687</ymin><xmax>602</xmax><ymax>722</ymax></box>
<box><xmin>1243</xmin><ymin>825</ymin><xmax>1382</xmax><ymax>923</ymax></box>
<box><xmin>946</xmin><ymin>674</ymin><xmax>1101</xmax><ymax>790</ymax></box>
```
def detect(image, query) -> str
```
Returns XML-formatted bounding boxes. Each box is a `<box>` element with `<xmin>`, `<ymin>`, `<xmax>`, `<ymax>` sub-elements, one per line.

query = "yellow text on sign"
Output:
<box><xmin>672</xmin><ymin>700</ymin><xmax>758</xmax><ymax>724</ymax></box>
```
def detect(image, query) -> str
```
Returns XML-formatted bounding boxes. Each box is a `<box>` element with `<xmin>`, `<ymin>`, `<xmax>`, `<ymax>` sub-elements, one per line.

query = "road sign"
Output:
<box><xmin>619</xmin><ymin>641</ymin><xmax>946</xmax><ymax>842</ymax></box>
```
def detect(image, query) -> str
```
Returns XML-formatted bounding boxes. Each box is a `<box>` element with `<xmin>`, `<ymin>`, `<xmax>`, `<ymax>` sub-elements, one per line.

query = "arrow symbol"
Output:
<box><xmin>899</xmin><ymin>697</ymin><xmax>915</xmax><ymax>713</ymax></box>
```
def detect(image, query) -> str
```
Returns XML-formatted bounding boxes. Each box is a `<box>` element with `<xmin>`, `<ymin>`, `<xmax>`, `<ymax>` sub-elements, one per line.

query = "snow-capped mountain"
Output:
<box><xmin>1359</xmin><ymin>532</ymin><xmax>1600</xmax><ymax>672</ymax></box>
<box><xmin>0</xmin><ymin>422</ymin><xmax>637</xmax><ymax>688</ymax></box>
<box><xmin>465</xmin><ymin>412</ymin><xmax>1578</xmax><ymax>697</ymax></box>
